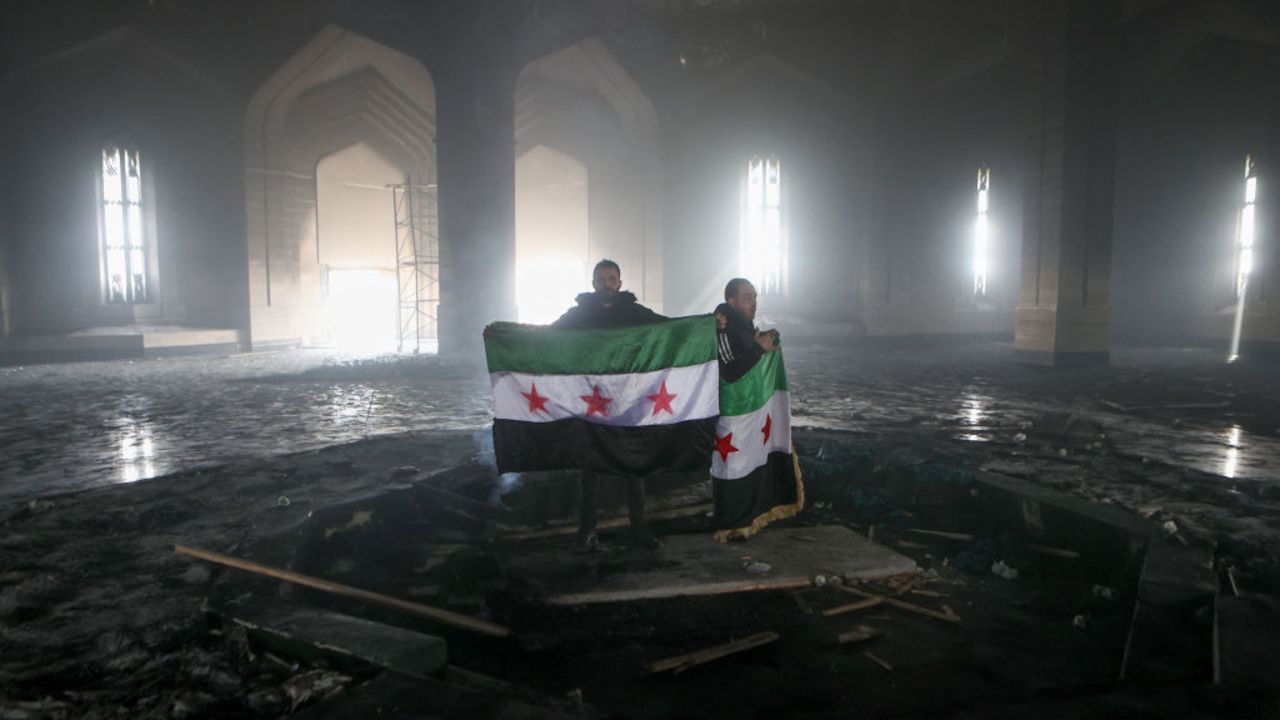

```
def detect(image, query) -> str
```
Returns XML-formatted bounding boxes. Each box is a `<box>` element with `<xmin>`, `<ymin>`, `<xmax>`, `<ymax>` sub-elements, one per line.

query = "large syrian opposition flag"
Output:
<box><xmin>485</xmin><ymin>315</ymin><xmax>719</xmax><ymax>476</ymax></box>
<box><xmin>712</xmin><ymin>349</ymin><xmax>804</xmax><ymax>541</ymax></box>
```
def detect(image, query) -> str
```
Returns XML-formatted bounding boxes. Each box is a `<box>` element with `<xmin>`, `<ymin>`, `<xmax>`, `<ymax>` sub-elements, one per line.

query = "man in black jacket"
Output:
<box><xmin>715</xmin><ymin>277</ymin><xmax>779</xmax><ymax>382</ymax></box>
<box><xmin>553</xmin><ymin>259</ymin><xmax>665</xmax><ymax>550</ymax></box>
<box><xmin>552</xmin><ymin>259</ymin><xmax>665</xmax><ymax>329</ymax></box>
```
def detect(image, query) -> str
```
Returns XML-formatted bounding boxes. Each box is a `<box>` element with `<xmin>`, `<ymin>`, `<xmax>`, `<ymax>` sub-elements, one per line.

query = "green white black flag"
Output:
<box><xmin>485</xmin><ymin>315</ymin><xmax>719</xmax><ymax>476</ymax></box>
<box><xmin>711</xmin><ymin>349</ymin><xmax>804</xmax><ymax>541</ymax></box>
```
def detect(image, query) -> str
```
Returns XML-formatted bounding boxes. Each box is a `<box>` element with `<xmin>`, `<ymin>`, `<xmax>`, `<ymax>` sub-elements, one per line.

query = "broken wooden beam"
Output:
<box><xmin>646</xmin><ymin>631</ymin><xmax>779</xmax><ymax>674</ymax></box>
<box><xmin>862</xmin><ymin>650</ymin><xmax>893</xmax><ymax>671</ymax></box>
<box><xmin>905</xmin><ymin>528</ymin><xmax>974</xmax><ymax>541</ymax></box>
<box><xmin>1025</xmin><ymin>543</ymin><xmax>1081</xmax><ymax>559</ymax></box>
<box><xmin>837</xmin><ymin>625</ymin><xmax>881</xmax><ymax>645</ymax></box>
<box><xmin>838</xmin><ymin>585</ymin><xmax>960</xmax><ymax>624</ymax></box>
<box><xmin>821</xmin><ymin>596</ymin><xmax>883</xmax><ymax>617</ymax></box>
<box><xmin>549</xmin><ymin>578</ymin><xmax>811</xmax><ymax>606</ymax></box>
<box><xmin>175</xmin><ymin>544</ymin><xmax>511</xmax><ymax>638</ymax></box>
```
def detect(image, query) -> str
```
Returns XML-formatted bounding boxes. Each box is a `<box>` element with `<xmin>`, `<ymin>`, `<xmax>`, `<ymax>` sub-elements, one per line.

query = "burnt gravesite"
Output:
<box><xmin>1</xmin><ymin>1</ymin><xmax>1280</xmax><ymax>718</ymax></box>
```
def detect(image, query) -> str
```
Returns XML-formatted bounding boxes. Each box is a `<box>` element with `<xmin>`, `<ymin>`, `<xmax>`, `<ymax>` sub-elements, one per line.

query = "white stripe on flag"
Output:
<box><xmin>711</xmin><ymin>389</ymin><xmax>791</xmax><ymax>480</ymax></box>
<box><xmin>490</xmin><ymin>359</ymin><xmax>719</xmax><ymax>426</ymax></box>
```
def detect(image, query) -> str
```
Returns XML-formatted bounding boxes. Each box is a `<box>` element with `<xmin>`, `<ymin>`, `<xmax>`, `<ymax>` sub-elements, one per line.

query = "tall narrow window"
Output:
<box><xmin>973</xmin><ymin>165</ymin><xmax>991</xmax><ymax>296</ymax></box>
<box><xmin>1236</xmin><ymin>155</ymin><xmax>1257</xmax><ymax>300</ymax></box>
<box><xmin>99</xmin><ymin>146</ymin><xmax>149</xmax><ymax>304</ymax></box>
<box><xmin>1228</xmin><ymin>155</ymin><xmax>1258</xmax><ymax>363</ymax></box>
<box><xmin>741</xmin><ymin>156</ymin><xmax>786</xmax><ymax>296</ymax></box>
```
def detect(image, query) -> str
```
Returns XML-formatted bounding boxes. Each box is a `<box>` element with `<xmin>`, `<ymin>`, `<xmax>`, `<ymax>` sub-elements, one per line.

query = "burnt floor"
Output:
<box><xmin>1</xmin><ymin>339</ymin><xmax>1279</xmax><ymax>718</ymax></box>
<box><xmin>2</xmin><ymin>340</ymin><xmax>1277</xmax><ymax>551</ymax></box>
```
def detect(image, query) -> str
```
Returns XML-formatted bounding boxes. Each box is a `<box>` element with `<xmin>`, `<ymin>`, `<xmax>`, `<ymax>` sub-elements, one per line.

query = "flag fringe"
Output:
<box><xmin>713</xmin><ymin>446</ymin><xmax>805</xmax><ymax>543</ymax></box>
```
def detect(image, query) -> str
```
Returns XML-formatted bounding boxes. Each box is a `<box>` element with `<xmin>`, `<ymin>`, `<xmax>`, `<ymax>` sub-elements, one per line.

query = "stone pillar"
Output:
<box><xmin>1014</xmin><ymin>0</ymin><xmax>1121</xmax><ymax>365</ymax></box>
<box><xmin>860</xmin><ymin>156</ymin><xmax>914</xmax><ymax>336</ymax></box>
<box><xmin>435</xmin><ymin>63</ymin><xmax>518</xmax><ymax>357</ymax></box>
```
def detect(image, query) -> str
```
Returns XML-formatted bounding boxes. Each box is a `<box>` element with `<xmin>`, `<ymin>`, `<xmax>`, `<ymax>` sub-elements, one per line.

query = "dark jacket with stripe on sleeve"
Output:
<box><xmin>714</xmin><ymin>302</ymin><xmax>766</xmax><ymax>383</ymax></box>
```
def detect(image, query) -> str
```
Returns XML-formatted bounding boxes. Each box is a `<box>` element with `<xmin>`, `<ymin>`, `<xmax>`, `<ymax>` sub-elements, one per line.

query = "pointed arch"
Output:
<box><xmin>243</xmin><ymin>25</ymin><xmax>437</xmax><ymax>348</ymax></box>
<box><xmin>515</xmin><ymin>38</ymin><xmax>663</xmax><ymax>311</ymax></box>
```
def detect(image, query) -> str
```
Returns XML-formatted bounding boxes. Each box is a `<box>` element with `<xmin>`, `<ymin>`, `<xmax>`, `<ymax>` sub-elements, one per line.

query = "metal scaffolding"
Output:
<box><xmin>391</xmin><ymin>175</ymin><xmax>440</xmax><ymax>354</ymax></box>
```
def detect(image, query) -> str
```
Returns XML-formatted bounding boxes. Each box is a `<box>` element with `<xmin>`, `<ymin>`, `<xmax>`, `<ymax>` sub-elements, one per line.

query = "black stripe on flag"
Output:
<box><xmin>493</xmin><ymin>417</ymin><xmax>716</xmax><ymax>476</ymax></box>
<box><xmin>712</xmin><ymin>451</ymin><xmax>802</xmax><ymax>536</ymax></box>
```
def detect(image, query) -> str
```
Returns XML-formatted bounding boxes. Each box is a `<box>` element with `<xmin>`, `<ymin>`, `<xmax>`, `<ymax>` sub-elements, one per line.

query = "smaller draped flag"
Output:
<box><xmin>711</xmin><ymin>349</ymin><xmax>804</xmax><ymax>541</ymax></box>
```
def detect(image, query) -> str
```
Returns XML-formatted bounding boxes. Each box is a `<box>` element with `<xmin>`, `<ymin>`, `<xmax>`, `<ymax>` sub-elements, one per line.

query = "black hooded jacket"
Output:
<box><xmin>715</xmin><ymin>302</ymin><xmax>766</xmax><ymax>382</ymax></box>
<box><xmin>551</xmin><ymin>291</ymin><xmax>666</xmax><ymax>330</ymax></box>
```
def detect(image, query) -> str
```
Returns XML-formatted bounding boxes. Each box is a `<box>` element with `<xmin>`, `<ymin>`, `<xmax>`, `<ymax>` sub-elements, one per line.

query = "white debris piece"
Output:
<box><xmin>991</xmin><ymin>560</ymin><xmax>1019</xmax><ymax>580</ymax></box>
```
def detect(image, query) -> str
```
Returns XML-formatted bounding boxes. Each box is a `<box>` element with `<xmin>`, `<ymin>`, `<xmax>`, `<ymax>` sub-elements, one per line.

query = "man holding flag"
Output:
<box><xmin>711</xmin><ymin>278</ymin><xmax>803</xmax><ymax>541</ymax></box>
<box><xmin>552</xmin><ymin>260</ymin><xmax>665</xmax><ymax>550</ymax></box>
<box><xmin>483</xmin><ymin>267</ymin><xmax>798</xmax><ymax>553</ymax></box>
<box><xmin>485</xmin><ymin>260</ymin><xmax>717</xmax><ymax>552</ymax></box>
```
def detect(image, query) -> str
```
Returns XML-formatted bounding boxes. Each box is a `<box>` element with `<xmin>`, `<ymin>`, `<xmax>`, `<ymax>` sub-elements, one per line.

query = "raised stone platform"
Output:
<box><xmin>501</xmin><ymin>524</ymin><xmax>917</xmax><ymax>605</ymax></box>
<box><xmin>0</xmin><ymin>324</ymin><xmax>242</xmax><ymax>364</ymax></box>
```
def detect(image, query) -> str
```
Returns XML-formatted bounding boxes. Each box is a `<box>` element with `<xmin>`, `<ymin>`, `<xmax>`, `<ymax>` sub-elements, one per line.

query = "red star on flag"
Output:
<box><xmin>580</xmin><ymin>385</ymin><xmax>612</xmax><ymax>417</ymax></box>
<box><xmin>762</xmin><ymin>414</ymin><xmax>772</xmax><ymax>444</ymax></box>
<box><xmin>521</xmin><ymin>383</ymin><xmax>550</xmax><ymax>414</ymax></box>
<box><xmin>715</xmin><ymin>432</ymin><xmax>739</xmax><ymax>462</ymax></box>
<box><xmin>647</xmin><ymin>381</ymin><xmax>678</xmax><ymax>417</ymax></box>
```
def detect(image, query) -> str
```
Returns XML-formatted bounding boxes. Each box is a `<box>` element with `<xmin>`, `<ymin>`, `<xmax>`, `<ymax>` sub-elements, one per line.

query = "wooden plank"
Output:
<box><xmin>1026</xmin><ymin>543</ymin><xmax>1081</xmax><ymax>559</ymax></box>
<box><xmin>838</xmin><ymin>585</ymin><xmax>961</xmax><ymax>624</ymax></box>
<box><xmin>550</xmin><ymin>578</ymin><xmax>812</xmax><ymax>605</ymax></box>
<box><xmin>837</xmin><ymin>625</ymin><xmax>881</xmax><ymax>645</ymax></box>
<box><xmin>646</xmin><ymin>631</ymin><xmax>779</xmax><ymax>674</ymax></box>
<box><xmin>863</xmin><ymin>651</ymin><xmax>893</xmax><ymax>671</ymax></box>
<box><xmin>821</xmin><ymin>596</ymin><xmax>883</xmax><ymax>617</ymax></box>
<box><xmin>175</xmin><ymin>544</ymin><xmax>510</xmax><ymax>638</ymax></box>
<box><xmin>905</xmin><ymin>528</ymin><xmax>974</xmax><ymax>541</ymax></box>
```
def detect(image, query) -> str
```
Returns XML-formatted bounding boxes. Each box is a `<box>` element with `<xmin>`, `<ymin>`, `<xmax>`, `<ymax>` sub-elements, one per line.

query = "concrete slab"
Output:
<box><xmin>0</xmin><ymin>325</ymin><xmax>242</xmax><ymax>363</ymax></box>
<box><xmin>1215</xmin><ymin>593</ymin><xmax>1280</xmax><ymax>692</ymax></box>
<box><xmin>503</xmin><ymin>525</ymin><xmax>916</xmax><ymax>605</ymax></box>
<box><xmin>209</xmin><ymin>597</ymin><xmax>447</xmax><ymax>679</ymax></box>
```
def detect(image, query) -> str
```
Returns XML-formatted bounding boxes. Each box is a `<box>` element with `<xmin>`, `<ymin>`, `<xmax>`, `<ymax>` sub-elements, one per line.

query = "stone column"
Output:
<box><xmin>435</xmin><ymin>63</ymin><xmax>518</xmax><ymax>357</ymax></box>
<box><xmin>860</xmin><ymin>155</ymin><xmax>914</xmax><ymax>336</ymax></box>
<box><xmin>1015</xmin><ymin>0</ymin><xmax>1121</xmax><ymax>365</ymax></box>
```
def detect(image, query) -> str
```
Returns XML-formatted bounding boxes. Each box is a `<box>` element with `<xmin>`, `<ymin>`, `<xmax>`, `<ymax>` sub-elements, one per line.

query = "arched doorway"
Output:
<box><xmin>515</xmin><ymin>145</ymin><xmax>589</xmax><ymax>323</ymax></box>
<box><xmin>243</xmin><ymin>25</ymin><xmax>437</xmax><ymax>352</ymax></box>
<box><xmin>315</xmin><ymin>142</ymin><xmax>404</xmax><ymax>353</ymax></box>
<box><xmin>515</xmin><ymin>39</ymin><xmax>661</xmax><ymax>315</ymax></box>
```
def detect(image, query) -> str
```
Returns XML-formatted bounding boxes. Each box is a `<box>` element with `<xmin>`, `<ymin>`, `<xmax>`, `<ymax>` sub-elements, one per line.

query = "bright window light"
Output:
<box><xmin>1236</xmin><ymin>156</ymin><xmax>1257</xmax><ymax>299</ymax></box>
<box><xmin>973</xmin><ymin>165</ymin><xmax>991</xmax><ymax>296</ymax></box>
<box><xmin>517</xmin><ymin>258</ymin><xmax>587</xmax><ymax>324</ymax></box>
<box><xmin>99</xmin><ymin>146</ymin><xmax>150</xmax><ymax>304</ymax></box>
<box><xmin>327</xmin><ymin>269</ymin><xmax>398</xmax><ymax>355</ymax></box>
<box><xmin>1229</xmin><ymin>155</ymin><xmax>1258</xmax><ymax>362</ymax></box>
<box><xmin>740</xmin><ymin>156</ymin><xmax>785</xmax><ymax>296</ymax></box>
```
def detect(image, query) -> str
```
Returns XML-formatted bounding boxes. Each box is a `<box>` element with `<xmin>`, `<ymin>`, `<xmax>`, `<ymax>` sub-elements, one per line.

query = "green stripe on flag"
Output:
<box><xmin>485</xmin><ymin>314</ymin><xmax>717</xmax><ymax>375</ymax></box>
<box><xmin>718</xmin><ymin>349</ymin><xmax>789</xmax><ymax>416</ymax></box>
